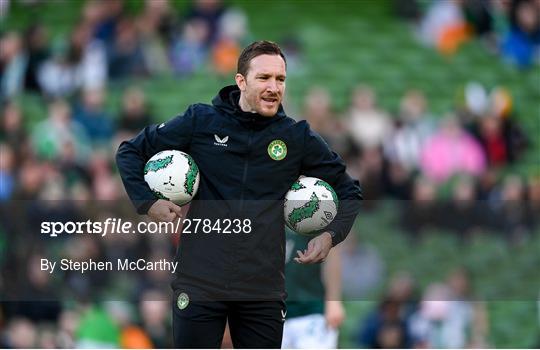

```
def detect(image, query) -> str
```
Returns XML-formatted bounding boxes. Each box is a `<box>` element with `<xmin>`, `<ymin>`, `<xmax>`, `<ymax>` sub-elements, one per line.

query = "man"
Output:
<box><xmin>282</xmin><ymin>227</ymin><xmax>346</xmax><ymax>348</ymax></box>
<box><xmin>116</xmin><ymin>41</ymin><xmax>362</xmax><ymax>348</ymax></box>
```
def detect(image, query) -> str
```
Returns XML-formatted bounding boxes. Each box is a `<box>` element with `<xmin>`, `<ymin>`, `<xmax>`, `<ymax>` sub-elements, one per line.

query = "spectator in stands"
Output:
<box><xmin>280</xmin><ymin>35</ymin><xmax>304</xmax><ymax>76</ymax></box>
<box><xmin>57</xmin><ymin>140</ymin><xmax>92</xmax><ymax>192</ymax></box>
<box><xmin>526</xmin><ymin>176</ymin><xmax>540</xmax><ymax>230</ymax></box>
<box><xmin>83</xmin><ymin>0</ymin><xmax>124</xmax><ymax>49</ymax></box>
<box><xmin>493</xmin><ymin>175</ymin><xmax>531</xmax><ymax>243</ymax></box>
<box><xmin>185</xmin><ymin>0</ymin><xmax>226</xmax><ymax>46</ymax></box>
<box><xmin>73</xmin><ymin>88</ymin><xmax>114</xmax><ymax>147</ymax></box>
<box><xmin>441</xmin><ymin>175</ymin><xmax>485</xmax><ymax>241</ymax></box>
<box><xmin>9</xmin><ymin>254</ymin><xmax>63</xmax><ymax>322</ymax></box>
<box><xmin>169</xmin><ymin>19</ymin><xmax>209</xmax><ymax>75</ymax></box>
<box><xmin>137</xmin><ymin>0</ymin><xmax>175</xmax><ymax>76</ymax></box>
<box><xmin>356</xmin><ymin>147</ymin><xmax>386</xmax><ymax>204</ymax></box>
<box><xmin>75</xmin><ymin>306</ymin><xmax>120</xmax><ymax>348</ymax></box>
<box><xmin>386</xmin><ymin>271</ymin><xmax>418</xmax><ymax>320</ymax></box>
<box><xmin>401</xmin><ymin>176</ymin><xmax>441</xmax><ymax>239</ymax></box>
<box><xmin>0</xmin><ymin>0</ymin><xmax>9</xmax><ymax>20</ymax></box>
<box><xmin>11</xmin><ymin>159</ymin><xmax>43</xmax><ymax>200</ymax></box>
<box><xmin>218</xmin><ymin>8</ymin><xmax>249</xmax><ymax>46</ymax></box>
<box><xmin>381</xmin><ymin>160</ymin><xmax>413</xmax><ymax>200</ymax></box>
<box><xmin>384</xmin><ymin>89</ymin><xmax>435</xmax><ymax>171</ymax></box>
<box><xmin>303</xmin><ymin>86</ymin><xmax>356</xmax><ymax>160</ymax></box>
<box><xmin>65</xmin><ymin>22</ymin><xmax>107</xmax><ymax>90</ymax></box>
<box><xmin>340</xmin><ymin>232</ymin><xmax>384</xmax><ymax>300</ymax></box>
<box><xmin>446</xmin><ymin>267</ymin><xmax>489</xmax><ymax>347</ymax></box>
<box><xmin>501</xmin><ymin>0</ymin><xmax>540</xmax><ymax>68</ymax></box>
<box><xmin>38</xmin><ymin>23</ymin><xmax>107</xmax><ymax>97</ymax></box>
<box><xmin>358</xmin><ymin>296</ymin><xmax>412</xmax><ymax>348</ymax></box>
<box><xmin>88</xmin><ymin>151</ymin><xmax>121</xmax><ymax>201</ymax></box>
<box><xmin>141</xmin><ymin>0</ymin><xmax>176</xmax><ymax>43</ymax></box>
<box><xmin>458</xmin><ymin>81</ymin><xmax>490</xmax><ymax>129</ymax></box>
<box><xmin>476</xmin><ymin>168</ymin><xmax>499</xmax><ymax>202</ymax></box>
<box><xmin>36</xmin><ymin>325</ymin><xmax>58</xmax><ymax>348</ymax></box>
<box><xmin>469</xmin><ymin>87</ymin><xmax>528</xmax><ymax>167</ymax></box>
<box><xmin>1</xmin><ymin>318</ymin><xmax>37</xmax><ymax>348</ymax></box>
<box><xmin>139</xmin><ymin>289</ymin><xmax>173</xmax><ymax>348</ymax></box>
<box><xmin>108</xmin><ymin>18</ymin><xmax>148</xmax><ymax>79</ymax></box>
<box><xmin>411</xmin><ymin>267</ymin><xmax>490</xmax><ymax>348</ymax></box>
<box><xmin>23</xmin><ymin>24</ymin><xmax>50</xmax><ymax>93</ymax></box>
<box><xmin>347</xmin><ymin>85</ymin><xmax>393</xmax><ymax>151</ymax></box>
<box><xmin>475</xmin><ymin>115</ymin><xmax>509</xmax><ymax>167</ymax></box>
<box><xmin>211</xmin><ymin>8</ymin><xmax>249</xmax><ymax>75</ymax></box>
<box><xmin>0</xmin><ymin>143</ymin><xmax>15</xmax><ymax>200</ymax></box>
<box><xmin>31</xmin><ymin>99</ymin><xmax>91</xmax><ymax>163</ymax></box>
<box><xmin>211</xmin><ymin>36</ymin><xmax>240</xmax><ymax>76</ymax></box>
<box><xmin>120</xmin><ymin>326</ymin><xmax>153</xmax><ymax>348</ymax></box>
<box><xmin>0</xmin><ymin>31</ymin><xmax>27</xmax><ymax>100</ymax></box>
<box><xmin>1</xmin><ymin>102</ymin><xmax>29</xmax><ymax>162</ymax></box>
<box><xmin>461</xmin><ymin>0</ymin><xmax>495</xmax><ymax>44</ymax></box>
<box><xmin>421</xmin><ymin>115</ymin><xmax>486</xmax><ymax>183</ymax></box>
<box><xmin>409</xmin><ymin>283</ymin><xmax>462</xmax><ymax>348</ymax></box>
<box><xmin>490</xmin><ymin>87</ymin><xmax>529</xmax><ymax>161</ymax></box>
<box><xmin>37</xmin><ymin>42</ymin><xmax>80</xmax><ymax>98</ymax></box>
<box><xmin>116</xmin><ymin>86</ymin><xmax>153</xmax><ymax>140</ymax></box>
<box><xmin>418</xmin><ymin>0</ymin><xmax>471</xmax><ymax>55</ymax></box>
<box><xmin>56</xmin><ymin>309</ymin><xmax>79</xmax><ymax>348</ymax></box>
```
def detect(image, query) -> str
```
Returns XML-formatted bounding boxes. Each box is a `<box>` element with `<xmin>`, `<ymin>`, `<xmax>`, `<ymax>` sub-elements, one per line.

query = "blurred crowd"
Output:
<box><xmin>396</xmin><ymin>0</ymin><xmax>540</xmax><ymax>68</ymax></box>
<box><xmin>0</xmin><ymin>0</ymin><xmax>250</xmax><ymax>101</ymax></box>
<box><xmin>302</xmin><ymin>82</ymin><xmax>537</xmax><ymax>243</ymax></box>
<box><xmin>355</xmin><ymin>267</ymin><xmax>490</xmax><ymax>348</ymax></box>
<box><xmin>0</xmin><ymin>0</ymin><xmax>538</xmax><ymax>348</ymax></box>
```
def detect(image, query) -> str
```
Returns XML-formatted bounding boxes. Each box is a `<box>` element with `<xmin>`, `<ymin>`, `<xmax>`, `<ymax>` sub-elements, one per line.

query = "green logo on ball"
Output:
<box><xmin>287</xmin><ymin>192</ymin><xmax>320</xmax><ymax>231</ymax></box>
<box><xmin>183</xmin><ymin>154</ymin><xmax>199</xmax><ymax>196</ymax></box>
<box><xmin>315</xmin><ymin>180</ymin><xmax>339</xmax><ymax>208</ymax></box>
<box><xmin>144</xmin><ymin>154</ymin><xmax>173</xmax><ymax>175</ymax></box>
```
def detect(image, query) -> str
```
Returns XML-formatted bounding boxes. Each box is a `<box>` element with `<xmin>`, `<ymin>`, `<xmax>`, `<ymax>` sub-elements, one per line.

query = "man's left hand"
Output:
<box><xmin>294</xmin><ymin>231</ymin><xmax>332</xmax><ymax>264</ymax></box>
<box><xmin>325</xmin><ymin>300</ymin><xmax>345</xmax><ymax>329</ymax></box>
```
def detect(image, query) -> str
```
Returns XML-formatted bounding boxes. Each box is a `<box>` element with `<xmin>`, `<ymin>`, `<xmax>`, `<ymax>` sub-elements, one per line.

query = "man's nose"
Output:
<box><xmin>266</xmin><ymin>79</ymin><xmax>278</xmax><ymax>92</ymax></box>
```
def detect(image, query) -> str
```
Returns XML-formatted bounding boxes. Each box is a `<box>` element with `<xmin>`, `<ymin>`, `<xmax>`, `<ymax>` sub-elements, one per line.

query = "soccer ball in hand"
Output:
<box><xmin>143</xmin><ymin>150</ymin><xmax>200</xmax><ymax>205</ymax></box>
<box><xmin>284</xmin><ymin>176</ymin><xmax>338</xmax><ymax>235</ymax></box>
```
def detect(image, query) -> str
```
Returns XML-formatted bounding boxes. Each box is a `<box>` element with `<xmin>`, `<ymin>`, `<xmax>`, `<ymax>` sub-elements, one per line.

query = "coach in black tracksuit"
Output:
<box><xmin>116</xmin><ymin>41</ymin><xmax>362</xmax><ymax>348</ymax></box>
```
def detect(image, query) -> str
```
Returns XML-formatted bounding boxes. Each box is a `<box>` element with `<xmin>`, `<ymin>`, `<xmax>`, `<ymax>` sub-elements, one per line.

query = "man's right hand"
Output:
<box><xmin>148</xmin><ymin>199</ymin><xmax>183</xmax><ymax>222</ymax></box>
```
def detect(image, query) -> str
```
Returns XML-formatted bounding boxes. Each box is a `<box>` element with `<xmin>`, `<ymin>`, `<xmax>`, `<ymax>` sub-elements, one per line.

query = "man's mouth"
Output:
<box><xmin>261</xmin><ymin>96</ymin><xmax>278</xmax><ymax>104</ymax></box>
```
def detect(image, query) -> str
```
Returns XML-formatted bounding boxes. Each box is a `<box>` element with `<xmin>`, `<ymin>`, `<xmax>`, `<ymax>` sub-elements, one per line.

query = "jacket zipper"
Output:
<box><xmin>239</xmin><ymin>128</ymin><xmax>253</xmax><ymax>212</ymax></box>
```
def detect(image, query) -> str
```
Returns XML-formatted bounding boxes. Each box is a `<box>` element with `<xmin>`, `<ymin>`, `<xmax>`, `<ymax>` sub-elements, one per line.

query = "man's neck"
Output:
<box><xmin>238</xmin><ymin>95</ymin><xmax>256</xmax><ymax>113</ymax></box>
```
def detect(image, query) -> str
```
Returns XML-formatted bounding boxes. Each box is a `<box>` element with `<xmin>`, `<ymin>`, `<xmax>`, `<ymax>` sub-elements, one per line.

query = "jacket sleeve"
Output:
<box><xmin>300</xmin><ymin>123</ymin><xmax>362</xmax><ymax>246</ymax></box>
<box><xmin>115</xmin><ymin>105</ymin><xmax>196</xmax><ymax>214</ymax></box>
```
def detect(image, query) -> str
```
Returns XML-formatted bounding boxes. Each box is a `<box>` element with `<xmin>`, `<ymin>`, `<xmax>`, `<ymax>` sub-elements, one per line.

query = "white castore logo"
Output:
<box><xmin>214</xmin><ymin>135</ymin><xmax>229</xmax><ymax>147</ymax></box>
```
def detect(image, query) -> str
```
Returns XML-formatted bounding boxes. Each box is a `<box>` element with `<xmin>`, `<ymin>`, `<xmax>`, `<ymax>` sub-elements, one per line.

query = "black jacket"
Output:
<box><xmin>116</xmin><ymin>85</ymin><xmax>362</xmax><ymax>301</ymax></box>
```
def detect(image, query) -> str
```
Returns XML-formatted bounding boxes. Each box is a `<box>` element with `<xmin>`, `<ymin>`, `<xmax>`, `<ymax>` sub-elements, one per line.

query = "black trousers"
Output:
<box><xmin>172</xmin><ymin>298</ymin><xmax>285</xmax><ymax>348</ymax></box>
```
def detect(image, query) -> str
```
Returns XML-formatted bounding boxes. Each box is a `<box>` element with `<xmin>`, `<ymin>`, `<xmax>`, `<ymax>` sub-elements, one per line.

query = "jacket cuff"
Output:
<box><xmin>135</xmin><ymin>199</ymin><xmax>158</xmax><ymax>215</ymax></box>
<box><xmin>326</xmin><ymin>230</ymin><xmax>342</xmax><ymax>247</ymax></box>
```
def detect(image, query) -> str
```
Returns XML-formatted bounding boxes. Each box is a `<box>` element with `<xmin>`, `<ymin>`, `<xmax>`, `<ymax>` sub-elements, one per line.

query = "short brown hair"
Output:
<box><xmin>237</xmin><ymin>40</ymin><xmax>287</xmax><ymax>77</ymax></box>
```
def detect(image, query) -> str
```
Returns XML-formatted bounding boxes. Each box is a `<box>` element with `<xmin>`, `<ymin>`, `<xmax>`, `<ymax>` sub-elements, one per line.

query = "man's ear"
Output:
<box><xmin>235</xmin><ymin>73</ymin><xmax>246</xmax><ymax>91</ymax></box>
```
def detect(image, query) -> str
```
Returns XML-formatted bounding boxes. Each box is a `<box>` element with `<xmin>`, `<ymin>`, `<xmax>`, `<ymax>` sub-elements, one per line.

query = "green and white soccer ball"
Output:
<box><xmin>143</xmin><ymin>150</ymin><xmax>200</xmax><ymax>205</ymax></box>
<box><xmin>284</xmin><ymin>176</ymin><xmax>339</xmax><ymax>235</ymax></box>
